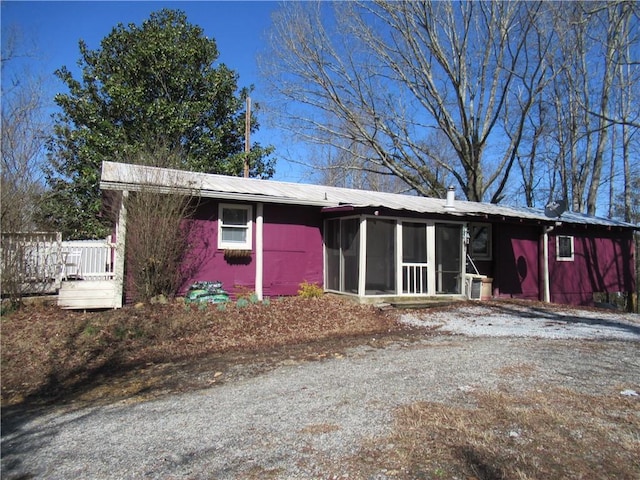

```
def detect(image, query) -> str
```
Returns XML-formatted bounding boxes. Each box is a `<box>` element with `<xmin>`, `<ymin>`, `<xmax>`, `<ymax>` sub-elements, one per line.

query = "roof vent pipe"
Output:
<box><xmin>444</xmin><ymin>186</ymin><xmax>456</xmax><ymax>210</ymax></box>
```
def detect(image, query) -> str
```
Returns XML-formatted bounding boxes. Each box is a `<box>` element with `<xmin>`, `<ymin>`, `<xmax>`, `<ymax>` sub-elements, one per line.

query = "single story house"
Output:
<box><xmin>98</xmin><ymin>161</ymin><xmax>637</xmax><ymax>308</ymax></box>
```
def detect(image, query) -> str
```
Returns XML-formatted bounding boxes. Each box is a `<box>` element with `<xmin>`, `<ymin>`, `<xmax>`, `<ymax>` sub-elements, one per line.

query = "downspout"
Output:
<box><xmin>255</xmin><ymin>203</ymin><xmax>263</xmax><ymax>301</ymax></box>
<box><xmin>542</xmin><ymin>224</ymin><xmax>555</xmax><ymax>303</ymax></box>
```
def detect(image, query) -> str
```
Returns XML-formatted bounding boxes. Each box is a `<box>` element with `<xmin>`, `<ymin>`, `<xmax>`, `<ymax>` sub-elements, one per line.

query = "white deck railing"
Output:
<box><xmin>402</xmin><ymin>263</ymin><xmax>428</xmax><ymax>294</ymax></box>
<box><xmin>1</xmin><ymin>232</ymin><xmax>62</xmax><ymax>287</ymax></box>
<box><xmin>59</xmin><ymin>238</ymin><xmax>116</xmax><ymax>281</ymax></box>
<box><xmin>1</xmin><ymin>233</ymin><xmax>116</xmax><ymax>292</ymax></box>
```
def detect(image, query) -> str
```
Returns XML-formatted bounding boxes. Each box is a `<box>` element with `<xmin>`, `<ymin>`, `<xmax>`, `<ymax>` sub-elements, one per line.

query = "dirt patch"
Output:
<box><xmin>1</xmin><ymin>295</ymin><xmax>401</xmax><ymax>407</ymax></box>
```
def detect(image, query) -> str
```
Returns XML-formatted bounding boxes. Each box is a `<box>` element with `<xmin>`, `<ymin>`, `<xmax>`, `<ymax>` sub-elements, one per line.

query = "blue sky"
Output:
<box><xmin>1</xmin><ymin>0</ymin><xmax>308</xmax><ymax>182</ymax></box>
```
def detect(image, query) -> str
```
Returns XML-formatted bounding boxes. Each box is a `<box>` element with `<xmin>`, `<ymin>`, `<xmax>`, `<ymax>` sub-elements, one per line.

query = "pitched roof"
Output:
<box><xmin>100</xmin><ymin>161</ymin><xmax>637</xmax><ymax>229</ymax></box>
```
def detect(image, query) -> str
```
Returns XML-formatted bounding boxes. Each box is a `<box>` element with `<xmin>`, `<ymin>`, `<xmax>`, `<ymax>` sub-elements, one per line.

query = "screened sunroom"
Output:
<box><xmin>324</xmin><ymin>214</ymin><xmax>486</xmax><ymax>300</ymax></box>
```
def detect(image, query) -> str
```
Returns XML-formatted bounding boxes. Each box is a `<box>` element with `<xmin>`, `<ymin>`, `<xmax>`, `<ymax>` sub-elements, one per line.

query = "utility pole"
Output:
<box><xmin>244</xmin><ymin>96</ymin><xmax>251</xmax><ymax>178</ymax></box>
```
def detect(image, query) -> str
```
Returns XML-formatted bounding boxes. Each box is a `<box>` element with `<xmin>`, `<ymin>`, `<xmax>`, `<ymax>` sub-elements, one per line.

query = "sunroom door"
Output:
<box><xmin>325</xmin><ymin>218</ymin><xmax>360</xmax><ymax>294</ymax></box>
<box><xmin>435</xmin><ymin>223</ymin><xmax>463</xmax><ymax>294</ymax></box>
<box><xmin>402</xmin><ymin>222</ymin><xmax>428</xmax><ymax>294</ymax></box>
<box><xmin>365</xmin><ymin>219</ymin><xmax>396</xmax><ymax>295</ymax></box>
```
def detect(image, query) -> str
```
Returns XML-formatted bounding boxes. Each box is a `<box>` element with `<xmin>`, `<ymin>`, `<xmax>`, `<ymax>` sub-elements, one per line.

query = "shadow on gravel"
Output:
<box><xmin>1</xmin><ymin>404</ymin><xmax>99</xmax><ymax>479</ymax></box>
<box><xmin>485</xmin><ymin>302</ymin><xmax>640</xmax><ymax>337</ymax></box>
<box><xmin>1</xmin><ymin>331</ymin><xmax>425</xmax><ymax>437</ymax></box>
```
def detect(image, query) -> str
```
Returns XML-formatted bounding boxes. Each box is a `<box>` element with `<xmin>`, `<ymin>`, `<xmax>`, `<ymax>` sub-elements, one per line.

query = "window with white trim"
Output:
<box><xmin>218</xmin><ymin>204</ymin><xmax>252</xmax><ymax>250</ymax></box>
<box><xmin>556</xmin><ymin>235</ymin><xmax>574</xmax><ymax>261</ymax></box>
<box><xmin>469</xmin><ymin>223</ymin><xmax>492</xmax><ymax>260</ymax></box>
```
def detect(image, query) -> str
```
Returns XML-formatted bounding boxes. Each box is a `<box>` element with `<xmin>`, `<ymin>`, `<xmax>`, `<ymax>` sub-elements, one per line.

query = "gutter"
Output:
<box><xmin>542</xmin><ymin>224</ymin><xmax>557</xmax><ymax>303</ymax></box>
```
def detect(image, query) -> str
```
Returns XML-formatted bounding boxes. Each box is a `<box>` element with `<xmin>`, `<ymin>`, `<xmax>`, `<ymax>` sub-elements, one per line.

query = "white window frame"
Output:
<box><xmin>556</xmin><ymin>235</ymin><xmax>574</xmax><ymax>261</ymax></box>
<box><xmin>218</xmin><ymin>203</ymin><xmax>253</xmax><ymax>250</ymax></box>
<box><xmin>469</xmin><ymin>223</ymin><xmax>492</xmax><ymax>260</ymax></box>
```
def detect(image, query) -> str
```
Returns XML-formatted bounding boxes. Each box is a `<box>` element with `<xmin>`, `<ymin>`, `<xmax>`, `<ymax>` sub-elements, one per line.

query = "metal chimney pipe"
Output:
<box><xmin>445</xmin><ymin>186</ymin><xmax>456</xmax><ymax>210</ymax></box>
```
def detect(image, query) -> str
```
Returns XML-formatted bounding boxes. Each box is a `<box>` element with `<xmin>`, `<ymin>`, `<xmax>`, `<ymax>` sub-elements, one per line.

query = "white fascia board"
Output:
<box><xmin>100</xmin><ymin>180</ymin><xmax>336</xmax><ymax>207</ymax></box>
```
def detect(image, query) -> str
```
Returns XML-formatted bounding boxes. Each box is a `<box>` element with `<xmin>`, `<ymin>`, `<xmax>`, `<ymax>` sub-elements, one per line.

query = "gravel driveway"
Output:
<box><xmin>2</xmin><ymin>303</ymin><xmax>639</xmax><ymax>479</ymax></box>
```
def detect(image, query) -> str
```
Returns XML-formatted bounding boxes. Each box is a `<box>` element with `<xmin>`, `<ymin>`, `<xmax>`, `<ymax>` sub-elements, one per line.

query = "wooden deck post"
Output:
<box><xmin>113</xmin><ymin>191</ymin><xmax>128</xmax><ymax>308</ymax></box>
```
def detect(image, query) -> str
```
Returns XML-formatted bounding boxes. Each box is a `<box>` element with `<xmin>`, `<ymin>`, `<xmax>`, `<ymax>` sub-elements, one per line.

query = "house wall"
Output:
<box><xmin>177</xmin><ymin>199</ymin><xmax>252</xmax><ymax>298</ymax></box>
<box><xmin>490</xmin><ymin>222</ymin><xmax>636</xmax><ymax>307</ymax></box>
<box><xmin>179</xmin><ymin>200</ymin><xmax>323</xmax><ymax>298</ymax></box>
<box><xmin>120</xmin><ymin>191</ymin><xmax>635</xmax><ymax>307</ymax></box>
<box><xmin>492</xmin><ymin>223</ymin><xmax>541</xmax><ymax>301</ymax></box>
<box><xmin>262</xmin><ymin>203</ymin><xmax>324</xmax><ymax>296</ymax></box>
<box><xmin>548</xmin><ymin>226</ymin><xmax>636</xmax><ymax>305</ymax></box>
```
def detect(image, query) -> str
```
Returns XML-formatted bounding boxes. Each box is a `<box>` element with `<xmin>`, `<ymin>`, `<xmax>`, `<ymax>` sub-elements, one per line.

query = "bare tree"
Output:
<box><xmin>309</xmin><ymin>117</ymin><xmax>453</xmax><ymax>194</ymax></box>
<box><xmin>547</xmin><ymin>1</ymin><xmax>639</xmax><ymax>215</ymax></box>
<box><xmin>613</xmin><ymin>2</ymin><xmax>640</xmax><ymax>224</ymax></box>
<box><xmin>262</xmin><ymin>1</ymin><xmax>551</xmax><ymax>202</ymax></box>
<box><xmin>1</xmin><ymin>26</ymin><xmax>49</xmax><ymax>232</ymax></box>
<box><xmin>120</xmin><ymin>146</ymin><xmax>199</xmax><ymax>302</ymax></box>
<box><xmin>1</xmin><ymin>27</ymin><xmax>53</xmax><ymax>308</ymax></box>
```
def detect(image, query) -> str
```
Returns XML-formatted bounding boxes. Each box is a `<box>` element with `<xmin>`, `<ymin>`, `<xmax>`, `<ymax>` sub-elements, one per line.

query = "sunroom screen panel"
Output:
<box><xmin>325</xmin><ymin>219</ymin><xmax>340</xmax><ymax>291</ymax></box>
<box><xmin>365</xmin><ymin>219</ymin><xmax>396</xmax><ymax>294</ymax></box>
<box><xmin>341</xmin><ymin>218</ymin><xmax>360</xmax><ymax>294</ymax></box>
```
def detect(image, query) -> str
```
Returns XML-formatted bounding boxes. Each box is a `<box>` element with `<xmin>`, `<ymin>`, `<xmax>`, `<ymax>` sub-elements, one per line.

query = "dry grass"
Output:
<box><xmin>299</xmin><ymin>423</ymin><xmax>342</xmax><ymax>435</ymax></box>
<box><xmin>3</xmin><ymin>297</ymin><xmax>639</xmax><ymax>479</ymax></box>
<box><xmin>351</xmin><ymin>387</ymin><xmax>640</xmax><ymax>479</ymax></box>
<box><xmin>1</xmin><ymin>295</ymin><xmax>398</xmax><ymax>406</ymax></box>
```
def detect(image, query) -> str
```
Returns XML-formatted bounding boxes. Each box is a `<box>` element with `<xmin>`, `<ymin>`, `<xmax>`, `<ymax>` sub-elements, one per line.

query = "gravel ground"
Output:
<box><xmin>2</xmin><ymin>303</ymin><xmax>640</xmax><ymax>479</ymax></box>
<box><xmin>399</xmin><ymin>302</ymin><xmax>640</xmax><ymax>340</ymax></box>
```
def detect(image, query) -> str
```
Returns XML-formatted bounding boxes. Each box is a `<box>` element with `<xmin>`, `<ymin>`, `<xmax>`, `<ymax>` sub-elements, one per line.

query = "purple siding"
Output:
<box><xmin>180</xmin><ymin>199</ymin><xmax>256</xmax><ymax>297</ymax></box>
<box><xmin>491</xmin><ymin>222</ymin><xmax>635</xmax><ymax>306</ymax></box>
<box><xmin>493</xmin><ymin>224</ymin><xmax>541</xmax><ymax>300</ymax></box>
<box><xmin>549</xmin><ymin>227</ymin><xmax>636</xmax><ymax>306</ymax></box>
<box><xmin>262</xmin><ymin>204</ymin><xmax>324</xmax><ymax>296</ymax></box>
<box><xmin>178</xmin><ymin>201</ymin><xmax>323</xmax><ymax>298</ymax></box>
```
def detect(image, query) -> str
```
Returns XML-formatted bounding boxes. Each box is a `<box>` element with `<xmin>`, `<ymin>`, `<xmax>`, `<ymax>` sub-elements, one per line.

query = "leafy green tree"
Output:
<box><xmin>40</xmin><ymin>9</ymin><xmax>274</xmax><ymax>239</ymax></box>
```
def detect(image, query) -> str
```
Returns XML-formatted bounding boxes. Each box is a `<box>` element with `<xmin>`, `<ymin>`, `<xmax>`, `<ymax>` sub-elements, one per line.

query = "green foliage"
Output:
<box><xmin>40</xmin><ymin>9</ymin><xmax>275</xmax><ymax>239</ymax></box>
<box><xmin>297</xmin><ymin>281</ymin><xmax>324</xmax><ymax>299</ymax></box>
<box><xmin>0</xmin><ymin>300</ymin><xmax>20</xmax><ymax>317</ymax></box>
<box><xmin>236</xmin><ymin>297</ymin><xmax>249</xmax><ymax>308</ymax></box>
<box><xmin>233</xmin><ymin>286</ymin><xmax>263</xmax><ymax>306</ymax></box>
<box><xmin>82</xmin><ymin>322</ymin><xmax>99</xmax><ymax>337</ymax></box>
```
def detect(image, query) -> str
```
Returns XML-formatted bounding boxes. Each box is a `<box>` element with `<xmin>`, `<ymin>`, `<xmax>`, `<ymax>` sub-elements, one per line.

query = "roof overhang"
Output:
<box><xmin>100</xmin><ymin>161</ymin><xmax>638</xmax><ymax>230</ymax></box>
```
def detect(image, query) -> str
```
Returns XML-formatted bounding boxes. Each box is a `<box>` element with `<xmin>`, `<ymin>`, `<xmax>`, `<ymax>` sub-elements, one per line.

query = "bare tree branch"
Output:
<box><xmin>262</xmin><ymin>1</ymin><xmax>551</xmax><ymax>202</ymax></box>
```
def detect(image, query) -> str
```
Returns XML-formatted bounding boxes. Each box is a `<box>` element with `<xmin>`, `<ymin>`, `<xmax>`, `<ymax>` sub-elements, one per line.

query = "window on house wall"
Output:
<box><xmin>556</xmin><ymin>235</ymin><xmax>574</xmax><ymax>261</ymax></box>
<box><xmin>218</xmin><ymin>204</ymin><xmax>252</xmax><ymax>250</ymax></box>
<box><xmin>341</xmin><ymin>218</ymin><xmax>360</xmax><ymax>294</ymax></box>
<box><xmin>469</xmin><ymin>223</ymin><xmax>492</xmax><ymax>260</ymax></box>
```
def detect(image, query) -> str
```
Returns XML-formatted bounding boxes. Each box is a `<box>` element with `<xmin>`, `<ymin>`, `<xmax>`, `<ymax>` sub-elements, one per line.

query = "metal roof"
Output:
<box><xmin>100</xmin><ymin>161</ymin><xmax>637</xmax><ymax>229</ymax></box>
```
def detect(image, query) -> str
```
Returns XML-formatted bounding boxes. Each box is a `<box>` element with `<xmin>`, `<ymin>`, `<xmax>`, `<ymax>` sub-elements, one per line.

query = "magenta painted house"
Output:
<box><xmin>100</xmin><ymin>161</ymin><xmax>637</xmax><ymax>308</ymax></box>
<box><xmin>180</xmin><ymin>199</ymin><xmax>324</xmax><ymax>299</ymax></box>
